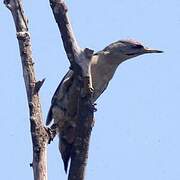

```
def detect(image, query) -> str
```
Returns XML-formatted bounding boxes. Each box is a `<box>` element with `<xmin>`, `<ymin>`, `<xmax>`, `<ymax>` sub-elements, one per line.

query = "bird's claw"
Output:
<box><xmin>87</xmin><ymin>101</ymin><xmax>97</xmax><ymax>112</ymax></box>
<box><xmin>45</xmin><ymin>124</ymin><xmax>57</xmax><ymax>144</ymax></box>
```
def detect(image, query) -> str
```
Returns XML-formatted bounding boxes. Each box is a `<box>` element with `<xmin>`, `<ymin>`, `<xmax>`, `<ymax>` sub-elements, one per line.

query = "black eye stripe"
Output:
<box><xmin>133</xmin><ymin>44</ymin><xmax>143</xmax><ymax>49</ymax></box>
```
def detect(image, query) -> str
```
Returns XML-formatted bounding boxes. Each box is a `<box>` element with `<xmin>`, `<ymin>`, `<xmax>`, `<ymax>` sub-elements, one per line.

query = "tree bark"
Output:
<box><xmin>49</xmin><ymin>1</ymin><xmax>95</xmax><ymax>180</ymax></box>
<box><xmin>4</xmin><ymin>1</ymin><xmax>49</xmax><ymax>180</ymax></box>
<box><xmin>4</xmin><ymin>0</ymin><xmax>95</xmax><ymax>179</ymax></box>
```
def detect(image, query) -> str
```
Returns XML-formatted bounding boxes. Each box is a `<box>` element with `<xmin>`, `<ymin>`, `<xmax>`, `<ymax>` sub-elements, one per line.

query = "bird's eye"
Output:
<box><xmin>133</xmin><ymin>44</ymin><xmax>143</xmax><ymax>49</ymax></box>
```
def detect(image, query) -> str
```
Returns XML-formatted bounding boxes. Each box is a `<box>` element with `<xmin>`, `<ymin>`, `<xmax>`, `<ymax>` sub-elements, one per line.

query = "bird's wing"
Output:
<box><xmin>46</xmin><ymin>70</ymin><xmax>74</xmax><ymax>125</ymax></box>
<box><xmin>51</xmin><ymin>70</ymin><xmax>74</xmax><ymax>104</ymax></box>
<box><xmin>92</xmin><ymin>81</ymin><xmax>109</xmax><ymax>102</ymax></box>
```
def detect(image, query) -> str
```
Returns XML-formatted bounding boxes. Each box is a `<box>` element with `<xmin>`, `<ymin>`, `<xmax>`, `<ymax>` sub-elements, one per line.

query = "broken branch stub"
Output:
<box><xmin>49</xmin><ymin>0</ymin><xmax>94</xmax><ymax>88</ymax></box>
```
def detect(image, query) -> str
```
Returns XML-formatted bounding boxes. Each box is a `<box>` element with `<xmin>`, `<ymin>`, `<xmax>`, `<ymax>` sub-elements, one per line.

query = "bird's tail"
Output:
<box><xmin>46</xmin><ymin>106</ymin><xmax>53</xmax><ymax>126</ymax></box>
<box><xmin>59</xmin><ymin>123</ymin><xmax>76</xmax><ymax>173</ymax></box>
<box><xmin>59</xmin><ymin>137</ymin><xmax>72</xmax><ymax>173</ymax></box>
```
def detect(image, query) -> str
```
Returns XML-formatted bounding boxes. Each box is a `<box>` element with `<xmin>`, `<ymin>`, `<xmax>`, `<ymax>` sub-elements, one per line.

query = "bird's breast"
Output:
<box><xmin>90</xmin><ymin>56</ymin><xmax>118</xmax><ymax>101</ymax></box>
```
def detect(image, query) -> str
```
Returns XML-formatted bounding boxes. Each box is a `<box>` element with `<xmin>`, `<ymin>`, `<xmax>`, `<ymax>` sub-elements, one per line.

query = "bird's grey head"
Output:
<box><xmin>96</xmin><ymin>40</ymin><xmax>163</xmax><ymax>63</ymax></box>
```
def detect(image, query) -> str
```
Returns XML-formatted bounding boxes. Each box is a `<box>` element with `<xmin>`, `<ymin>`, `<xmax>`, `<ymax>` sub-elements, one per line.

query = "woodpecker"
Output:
<box><xmin>46</xmin><ymin>40</ymin><xmax>162</xmax><ymax>172</ymax></box>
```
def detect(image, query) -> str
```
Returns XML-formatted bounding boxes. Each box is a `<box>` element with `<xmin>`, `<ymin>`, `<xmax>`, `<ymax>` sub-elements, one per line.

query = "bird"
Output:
<box><xmin>46</xmin><ymin>39</ymin><xmax>163</xmax><ymax>172</ymax></box>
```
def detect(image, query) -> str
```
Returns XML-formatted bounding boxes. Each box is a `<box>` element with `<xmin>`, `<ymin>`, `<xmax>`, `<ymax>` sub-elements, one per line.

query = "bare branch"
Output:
<box><xmin>49</xmin><ymin>0</ymin><xmax>80</xmax><ymax>61</ymax></box>
<box><xmin>49</xmin><ymin>0</ymin><xmax>95</xmax><ymax>179</ymax></box>
<box><xmin>68</xmin><ymin>100</ymin><xmax>95</xmax><ymax>180</ymax></box>
<box><xmin>49</xmin><ymin>0</ymin><xmax>94</xmax><ymax>81</ymax></box>
<box><xmin>4</xmin><ymin>1</ymin><xmax>49</xmax><ymax>180</ymax></box>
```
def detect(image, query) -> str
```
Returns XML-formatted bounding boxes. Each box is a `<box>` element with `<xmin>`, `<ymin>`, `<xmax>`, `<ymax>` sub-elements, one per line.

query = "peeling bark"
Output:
<box><xmin>4</xmin><ymin>1</ymin><xmax>49</xmax><ymax>180</ymax></box>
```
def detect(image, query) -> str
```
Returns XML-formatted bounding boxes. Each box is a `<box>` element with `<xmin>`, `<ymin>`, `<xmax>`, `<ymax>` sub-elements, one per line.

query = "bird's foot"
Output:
<box><xmin>85</xmin><ymin>101</ymin><xmax>97</xmax><ymax>113</ymax></box>
<box><xmin>45</xmin><ymin>123</ymin><xmax>57</xmax><ymax>144</ymax></box>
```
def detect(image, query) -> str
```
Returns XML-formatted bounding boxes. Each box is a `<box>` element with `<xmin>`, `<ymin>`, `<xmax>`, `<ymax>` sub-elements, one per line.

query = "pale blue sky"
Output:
<box><xmin>1</xmin><ymin>0</ymin><xmax>180</xmax><ymax>180</ymax></box>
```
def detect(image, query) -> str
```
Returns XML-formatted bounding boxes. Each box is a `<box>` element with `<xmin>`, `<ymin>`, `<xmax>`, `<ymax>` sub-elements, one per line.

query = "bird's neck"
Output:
<box><xmin>91</xmin><ymin>54</ymin><xmax>120</xmax><ymax>84</ymax></box>
<box><xmin>93</xmin><ymin>53</ymin><xmax>124</xmax><ymax>69</ymax></box>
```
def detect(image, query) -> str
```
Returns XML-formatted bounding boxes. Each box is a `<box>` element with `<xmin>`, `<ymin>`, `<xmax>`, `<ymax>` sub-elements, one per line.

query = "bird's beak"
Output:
<box><xmin>144</xmin><ymin>48</ymin><xmax>163</xmax><ymax>54</ymax></box>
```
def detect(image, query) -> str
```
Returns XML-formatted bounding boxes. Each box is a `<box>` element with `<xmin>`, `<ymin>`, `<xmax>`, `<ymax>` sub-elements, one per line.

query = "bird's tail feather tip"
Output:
<box><xmin>62</xmin><ymin>149</ymin><xmax>71</xmax><ymax>174</ymax></box>
<box><xmin>60</xmin><ymin>141</ymin><xmax>72</xmax><ymax>174</ymax></box>
<box><xmin>63</xmin><ymin>159</ymin><xmax>69</xmax><ymax>174</ymax></box>
<box><xmin>46</xmin><ymin>107</ymin><xmax>53</xmax><ymax>126</ymax></box>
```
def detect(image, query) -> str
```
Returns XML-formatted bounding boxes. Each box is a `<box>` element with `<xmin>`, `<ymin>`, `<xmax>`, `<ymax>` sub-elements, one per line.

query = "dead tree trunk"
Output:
<box><xmin>49</xmin><ymin>1</ymin><xmax>95</xmax><ymax>180</ymax></box>
<box><xmin>4</xmin><ymin>0</ymin><xmax>95</xmax><ymax>179</ymax></box>
<box><xmin>4</xmin><ymin>1</ymin><xmax>49</xmax><ymax>180</ymax></box>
